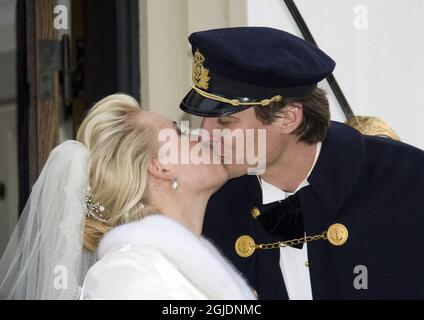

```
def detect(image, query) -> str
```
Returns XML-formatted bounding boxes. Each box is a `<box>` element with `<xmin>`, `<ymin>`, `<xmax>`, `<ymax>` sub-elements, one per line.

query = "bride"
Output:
<box><xmin>0</xmin><ymin>94</ymin><xmax>256</xmax><ymax>300</ymax></box>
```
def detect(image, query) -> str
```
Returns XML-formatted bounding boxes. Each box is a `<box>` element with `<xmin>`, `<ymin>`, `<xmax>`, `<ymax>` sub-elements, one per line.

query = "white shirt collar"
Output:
<box><xmin>259</xmin><ymin>142</ymin><xmax>322</xmax><ymax>204</ymax></box>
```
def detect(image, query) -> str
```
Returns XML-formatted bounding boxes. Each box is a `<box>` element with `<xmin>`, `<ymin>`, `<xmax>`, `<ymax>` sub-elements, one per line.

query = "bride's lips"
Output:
<box><xmin>197</xmin><ymin>131</ymin><xmax>234</xmax><ymax>163</ymax></box>
<box><xmin>190</xmin><ymin>132</ymin><xmax>222</xmax><ymax>164</ymax></box>
<box><xmin>213</xmin><ymin>139</ymin><xmax>235</xmax><ymax>163</ymax></box>
<box><xmin>205</xmin><ymin>138</ymin><xmax>226</xmax><ymax>164</ymax></box>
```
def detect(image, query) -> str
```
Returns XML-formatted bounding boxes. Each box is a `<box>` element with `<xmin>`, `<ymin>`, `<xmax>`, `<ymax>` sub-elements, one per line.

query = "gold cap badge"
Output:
<box><xmin>192</xmin><ymin>49</ymin><xmax>210</xmax><ymax>90</ymax></box>
<box><xmin>190</xmin><ymin>49</ymin><xmax>283</xmax><ymax>107</ymax></box>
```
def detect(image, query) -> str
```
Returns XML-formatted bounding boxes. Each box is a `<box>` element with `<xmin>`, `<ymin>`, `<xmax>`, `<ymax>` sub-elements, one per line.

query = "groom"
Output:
<box><xmin>180</xmin><ymin>27</ymin><xmax>424</xmax><ymax>299</ymax></box>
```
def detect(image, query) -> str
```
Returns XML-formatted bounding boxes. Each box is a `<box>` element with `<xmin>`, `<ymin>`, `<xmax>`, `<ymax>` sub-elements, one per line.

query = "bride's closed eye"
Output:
<box><xmin>173</xmin><ymin>121</ymin><xmax>190</xmax><ymax>136</ymax></box>
<box><xmin>172</xmin><ymin>121</ymin><xmax>183</xmax><ymax>135</ymax></box>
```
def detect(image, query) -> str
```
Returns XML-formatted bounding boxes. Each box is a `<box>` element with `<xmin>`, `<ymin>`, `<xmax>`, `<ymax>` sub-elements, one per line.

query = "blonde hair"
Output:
<box><xmin>77</xmin><ymin>94</ymin><xmax>157</xmax><ymax>252</ymax></box>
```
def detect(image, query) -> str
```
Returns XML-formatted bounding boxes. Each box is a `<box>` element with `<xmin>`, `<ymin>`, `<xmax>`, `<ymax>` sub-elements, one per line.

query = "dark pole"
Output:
<box><xmin>17</xmin><ymin>0</ymin><xmax>29</xmax><ymax>213</ymax></box>
<box><xmin>284</xmin><ymin>0</ymin><xmax>354</xmax><ymax>119</ymax></box>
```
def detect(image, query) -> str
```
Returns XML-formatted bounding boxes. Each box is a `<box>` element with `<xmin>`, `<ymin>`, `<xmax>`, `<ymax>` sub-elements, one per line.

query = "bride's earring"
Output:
<box><xmin>172</xmin><ymin>177</ymin><xmax>179</xmax><ymax>191</ymax></box>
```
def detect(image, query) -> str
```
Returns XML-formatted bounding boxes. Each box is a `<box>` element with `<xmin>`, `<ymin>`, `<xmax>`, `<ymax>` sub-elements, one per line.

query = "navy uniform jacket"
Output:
<box><xmin>203</xmin><ymin>121</ymin><xmax>424</xmax><ymax>299</ymax></box>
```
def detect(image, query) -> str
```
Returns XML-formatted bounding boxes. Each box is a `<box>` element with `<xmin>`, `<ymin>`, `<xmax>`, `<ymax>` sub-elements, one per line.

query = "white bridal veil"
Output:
<box><xmin>0</xmin><ymin>141</ymin><xmax>96</xmax><ymax>299</ymax></box>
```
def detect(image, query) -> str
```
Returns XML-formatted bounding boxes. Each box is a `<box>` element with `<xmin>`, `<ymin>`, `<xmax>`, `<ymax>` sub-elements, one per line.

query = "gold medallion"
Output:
<box><xmin>327</xmin><ymin>223</ymin><xmax>349</xmax><ymax>246</ymax></box>
<box><xmin>192</xmin><ymin>49</ymin><xmax>211</xmax><ymax>90</ymax></box>
<box><xmin>235</xmin><ymin>235</ymin><xmax>256</xmax><ymax>258</ymax></box>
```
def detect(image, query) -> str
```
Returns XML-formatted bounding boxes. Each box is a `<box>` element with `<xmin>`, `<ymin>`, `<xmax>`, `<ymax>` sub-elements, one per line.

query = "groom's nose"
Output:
<box><xmin>200</xmin><ymin>117</ymin><xmax>219</xmax><ymax>143</ymax></box>
<box><xmin>200</xmin><ymin>117</ymin><xmax>218</xmax><ymax>132</ymax></box>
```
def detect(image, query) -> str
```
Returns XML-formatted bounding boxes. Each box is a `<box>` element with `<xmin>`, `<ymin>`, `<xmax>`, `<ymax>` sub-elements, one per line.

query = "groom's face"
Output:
<box><xmin>200</xmin><ymin>108</ymin><xmax>284</xmax><ymax>178</ymax></box>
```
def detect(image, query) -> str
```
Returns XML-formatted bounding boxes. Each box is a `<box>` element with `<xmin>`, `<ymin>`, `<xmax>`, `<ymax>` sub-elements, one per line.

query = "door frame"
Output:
<box><xmin>17</xmin><ymin>0</ymin><xmax>141</xmax><ymax>211</ymax></box>
<box><xmin>17</xmin><ymin>0</ymin><xmax>60</xmax><ymax>212</ymax></box>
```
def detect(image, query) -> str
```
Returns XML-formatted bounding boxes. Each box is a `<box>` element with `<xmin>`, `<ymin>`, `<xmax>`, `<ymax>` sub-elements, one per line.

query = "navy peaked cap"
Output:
<box><xmin>180</xmin><ymin>27</ymin><xmax>336</xmax><ymax>117</ymax></box>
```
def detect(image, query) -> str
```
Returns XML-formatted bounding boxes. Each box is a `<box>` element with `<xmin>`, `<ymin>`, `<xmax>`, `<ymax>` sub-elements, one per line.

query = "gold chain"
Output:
<box><xmin>235</xmin><ymin>223</ymin><xmax>348</xmax><ymax>258</ymax></box>
<box><xmin>191</xmin><ymin>85</ymin><xmax>283</xmax><ymax>107</ymax></box>
<box><xmin>256</xmin><ymin>231</ymin><xmax>327</xmax><ymax>250</ymax></box>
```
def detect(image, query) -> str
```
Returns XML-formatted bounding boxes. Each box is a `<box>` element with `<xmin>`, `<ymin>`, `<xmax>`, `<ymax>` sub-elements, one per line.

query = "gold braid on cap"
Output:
<box><xmin>191</xmin><ymin>85</ymin><xmax>283</xmax><ymax>107</ymax></box>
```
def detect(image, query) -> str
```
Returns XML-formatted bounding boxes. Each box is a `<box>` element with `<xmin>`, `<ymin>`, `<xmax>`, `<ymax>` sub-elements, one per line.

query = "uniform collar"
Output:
<box><xmin>258</xmin><ymin>122</ymin><xmax>365</xmax><ymax>218</ymax></box>
<box><xmin>307</xmin><ymin>121</ymin><xmax>366</xmax><ymax>217</ymax></box>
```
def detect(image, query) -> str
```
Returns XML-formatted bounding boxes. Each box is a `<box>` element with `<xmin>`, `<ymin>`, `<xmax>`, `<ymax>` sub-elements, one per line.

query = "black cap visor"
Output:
<box><xmin>180</xmin><ymin>89</ymin><xmax>251</xmax><ymax>117</ymax></box>
<box><xmin>180</xmin><ymin>82</ymin><xmax>317</xmax><ymax>118</ymax></box>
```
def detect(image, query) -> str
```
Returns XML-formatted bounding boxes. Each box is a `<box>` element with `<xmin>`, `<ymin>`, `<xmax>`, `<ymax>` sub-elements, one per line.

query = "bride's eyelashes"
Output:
<box><xmin>177</xmin><ymin>126</ymin><xmax>190</xmax><ymax>136</ymax></box>
<box><xmin>181</xmin><ymin>126</ymin><xmax>190</xmax><ymax>136</ymax></box>
<box><xmin>172</xmin><ymin>121</ymin><xmax>201</xmax><ymax>139</ymax></box>
<box><xmin>172</xmin><ymin>121</ymin><xmax>183</xmax><ymax>135</ymax></box>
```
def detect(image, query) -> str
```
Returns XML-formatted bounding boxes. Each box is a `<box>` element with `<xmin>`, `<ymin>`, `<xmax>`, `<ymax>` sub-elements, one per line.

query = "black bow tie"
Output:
<box><xmin>256</xmin><ymin>192</ymin><xmax>305</xmax><ymax>249</ymax></box>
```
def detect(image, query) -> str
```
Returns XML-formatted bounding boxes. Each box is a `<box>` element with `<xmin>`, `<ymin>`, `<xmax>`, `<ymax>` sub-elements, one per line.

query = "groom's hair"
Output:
<box><xmin>253</xmin><ymin>87</ymin><xmax>331</xmax><ymax>144</ymax></box>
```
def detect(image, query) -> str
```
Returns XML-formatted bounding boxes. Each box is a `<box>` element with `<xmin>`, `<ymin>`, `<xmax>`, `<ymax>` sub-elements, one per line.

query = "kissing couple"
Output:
<box><xmin>3</xmin><ymin>27</ymin><xmax>422</xmax><ymax>300</ymax></box>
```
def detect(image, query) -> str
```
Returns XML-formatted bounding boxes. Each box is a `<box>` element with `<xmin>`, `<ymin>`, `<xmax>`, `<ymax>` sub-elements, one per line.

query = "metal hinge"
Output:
<box><xmin>38</xmin><ymin>35</ymin><xmax>84</xmax><ymax>106</ymax></box>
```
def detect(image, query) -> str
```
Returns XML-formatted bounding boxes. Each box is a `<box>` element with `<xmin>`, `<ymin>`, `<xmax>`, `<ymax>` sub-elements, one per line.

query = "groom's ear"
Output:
<box><xmin>147</xmin><ymin>159</ymin><xmax>174</xmax><ymax>181</ymax></box>
<box><xmin>277</xmin><ymin>102</ymin><xmax>304</xmax><ymax>135</ymax></box>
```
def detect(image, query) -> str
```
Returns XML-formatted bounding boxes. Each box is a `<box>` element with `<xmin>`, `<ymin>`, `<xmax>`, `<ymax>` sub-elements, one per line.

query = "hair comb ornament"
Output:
<box><xmin>85</xmin><ymin>186</ymin><xmax>111</xmax><ymax>224</ymax></box>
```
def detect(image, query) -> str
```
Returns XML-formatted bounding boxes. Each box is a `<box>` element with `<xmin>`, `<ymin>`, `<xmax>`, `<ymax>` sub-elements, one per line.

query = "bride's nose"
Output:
<box><xmin>194</xmin><ymin>132</ymin><xmax>202</xmax><ymax>143</ymax></box>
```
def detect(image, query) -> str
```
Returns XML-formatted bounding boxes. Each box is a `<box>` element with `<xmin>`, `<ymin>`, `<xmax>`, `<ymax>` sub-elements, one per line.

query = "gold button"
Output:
<box><xmin>305</xmin><ymin>261</ymin><xmax>309</xmax><ymax>267</ymax></box>
<box><xmin>235</xmin><ymin>235</ymin><xmax>256</xmax><ymax>258</ymax></box>
<box><xmin>251</xmin><ymin>207</ymin><xmax>261</xmax><ymax>219</ymax></box>
<box><xmin>327</xmin><ymin>223</ymin><xmax>349</xmax><ymax>246</ymax></box>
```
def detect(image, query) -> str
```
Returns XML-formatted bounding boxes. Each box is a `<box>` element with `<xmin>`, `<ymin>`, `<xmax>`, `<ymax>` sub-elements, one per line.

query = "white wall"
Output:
<box><xmin>0</xmin><ymin>0</ymin><xmax>18</xmax><ymax>256</ymax></box>
<box><xmin>0</xmin><ymin>105</ymin><xmax>18</xmax><ymax>256</ymax></box>
<box><xmin>139</xmin><ymin>0</ymin><xmax>247</xmax><ymax>126</ymax></box>
<box><xmin>247</xmin><ymin>0</ymin><xmax>424</xmax><ymax>149</ymax></box>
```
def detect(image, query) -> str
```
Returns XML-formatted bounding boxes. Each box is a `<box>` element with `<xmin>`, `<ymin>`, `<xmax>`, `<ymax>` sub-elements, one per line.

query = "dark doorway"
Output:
<box><xmin>16</xmin><ymin>0</ymin><xmax>141</xmax><ymax>212</ymax></box>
